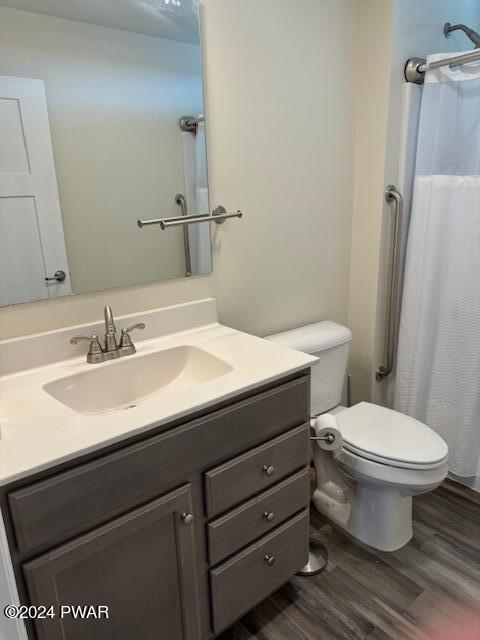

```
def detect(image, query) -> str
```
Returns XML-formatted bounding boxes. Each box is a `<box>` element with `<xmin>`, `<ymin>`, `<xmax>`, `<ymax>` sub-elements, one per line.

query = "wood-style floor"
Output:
<box><xmin>221</xmin><ymin>480</ymin><xmax>480</xmax><ymax>640</ymax></box>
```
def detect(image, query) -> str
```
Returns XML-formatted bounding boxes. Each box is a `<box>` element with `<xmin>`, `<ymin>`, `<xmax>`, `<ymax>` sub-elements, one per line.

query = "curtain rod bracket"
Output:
<box><xmin>405</xmin><ymin>58</ymin><xmax>426</xmax><ymax>84</ymax></box>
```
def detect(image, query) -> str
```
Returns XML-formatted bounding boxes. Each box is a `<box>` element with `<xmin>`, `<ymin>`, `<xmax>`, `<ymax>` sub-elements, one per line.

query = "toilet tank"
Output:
<box><xmin>266</xmin><ymin>321</ymin><xmax>352</xmax><ymax>415</ymax></box>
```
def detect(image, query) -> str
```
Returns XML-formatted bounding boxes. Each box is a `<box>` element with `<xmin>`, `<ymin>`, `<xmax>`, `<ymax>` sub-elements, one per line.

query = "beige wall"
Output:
<box><xmin>0</xmin><ymin>6</ymin><xmax>203</xmax><ymax>294</ymax></box>
<box><xmin>203</xmin><ymin>0</ymin><xmax>360</xmax><ymax>337</ymax></box>
<box><xmin>347</xmin><ymin>0</ymin><xmax>394</xmax><ymax>404</ymax></box>
<box><xmin>0</xmin><ymin>0</ymin><xmax>361</xmax><ymax>340</ymax></box>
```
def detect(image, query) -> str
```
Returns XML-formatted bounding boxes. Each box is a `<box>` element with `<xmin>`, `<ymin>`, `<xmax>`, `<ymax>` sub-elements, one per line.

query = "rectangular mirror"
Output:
<box><xmin>0</xmin><ymin>0</ymin><xmax>211</xmax><ymax>307</ymax></box>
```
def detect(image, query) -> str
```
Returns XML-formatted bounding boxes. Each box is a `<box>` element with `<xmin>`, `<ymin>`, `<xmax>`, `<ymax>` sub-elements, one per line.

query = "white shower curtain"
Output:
<box><xmin>394</xmin><ymin>52</ymin><xmax>480</xmax><ymax>480</ymax></box>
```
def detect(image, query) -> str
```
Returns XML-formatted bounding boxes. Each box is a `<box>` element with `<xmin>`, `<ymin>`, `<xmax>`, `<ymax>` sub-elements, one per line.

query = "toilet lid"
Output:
<box><xmin>336</xmin><ymin>402</ymin><xmax>448</xmax><ymax>469</ymax></box>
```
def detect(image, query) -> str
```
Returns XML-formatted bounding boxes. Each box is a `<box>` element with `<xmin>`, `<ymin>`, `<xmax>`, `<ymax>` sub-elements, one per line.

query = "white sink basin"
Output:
<box><xmin>43</xmin><ymin>346</ymin><xmax>233</xmax><ymax>415</ymax></box>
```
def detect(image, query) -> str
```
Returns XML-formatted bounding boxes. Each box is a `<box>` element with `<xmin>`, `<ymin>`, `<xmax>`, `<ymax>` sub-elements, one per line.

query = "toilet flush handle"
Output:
<box><xmin>310</xmin><ymin>432</ymin><xmax>336</xmax><ymax>445</ymax></box>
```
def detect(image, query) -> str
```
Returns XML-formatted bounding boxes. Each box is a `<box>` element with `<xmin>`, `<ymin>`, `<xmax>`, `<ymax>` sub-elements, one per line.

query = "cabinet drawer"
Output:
<box><xmin>209</xmin><ymin>509</ymin><xmax>309</xmax><ymax>633</ymax></box>
<box><xmin>9</xmin><ymin>375</ymin><xmax>309</xmax><ymax>554</ymax></box>
<box><xmin>204</xmin><ymin>424</ymin><xmax>309</xmax><ymax>518</ymax></box>
<box><xmin>207</xmin><ymin>468</ymin><xmax>309</xmax><ymax>565</ymax></box>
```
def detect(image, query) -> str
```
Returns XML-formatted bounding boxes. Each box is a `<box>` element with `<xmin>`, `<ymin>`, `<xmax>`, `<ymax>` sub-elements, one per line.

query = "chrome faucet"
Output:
<box><xmin>70</xmin><ymin>305</ymin><xmax>145</xmax><ymax>364</ymax></box>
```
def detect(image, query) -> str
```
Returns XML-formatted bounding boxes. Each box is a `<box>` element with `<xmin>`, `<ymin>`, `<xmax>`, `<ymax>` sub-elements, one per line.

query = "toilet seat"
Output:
<box><xmin>335</xmin><ymin>402</ymin><xmax>449</xmax><ymax>471</ymax></box>
<box><xmin>335</xmin><ymin>445</ymin><xmax>449</xmax><ymax>490</ymax></box>
<box><xmin>342</xmin><ymin>441</ymin><xmax>447</xmax><ymax>470</ymax></box>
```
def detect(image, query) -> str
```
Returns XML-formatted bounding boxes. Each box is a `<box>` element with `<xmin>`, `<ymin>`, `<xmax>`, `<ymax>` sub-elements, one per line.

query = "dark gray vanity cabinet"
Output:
<box><xmin>3</xmin><ymin>372</ymin><xmax>311</xmax><ymax>640</ymax></box>
<box><xmin>22</xmin><ymin>484</ymin><xmax>200</xmax><ymax>640</ymax></box>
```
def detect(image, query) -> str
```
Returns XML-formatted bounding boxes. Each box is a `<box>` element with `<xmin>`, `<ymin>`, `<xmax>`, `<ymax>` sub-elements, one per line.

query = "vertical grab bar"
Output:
<box><xmin>175</xmin><ymin>194</ymin><xmax>192</xmax><ymax>277</ymax></box>
<box><xmin>376</xmin><ymin>185</ymin><xmax>404</xmax><ymax>381</ymax></box>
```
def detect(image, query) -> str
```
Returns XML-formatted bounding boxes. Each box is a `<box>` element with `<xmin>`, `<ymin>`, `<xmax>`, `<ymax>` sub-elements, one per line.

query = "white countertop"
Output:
<box><xmin>0</xmin><ymin>322</ymin><xmax>315</xmax><ymax>486</ymax></box>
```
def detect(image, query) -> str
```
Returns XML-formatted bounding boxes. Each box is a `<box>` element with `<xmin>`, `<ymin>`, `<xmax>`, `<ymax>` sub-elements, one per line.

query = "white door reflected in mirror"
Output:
<box><xmin>0</xmin><ymin>76</ymin><xmax>72</xmax><ymax>306</ymax></box>
<box><xmin>0</xmin><ymin>0</ymin><xmax>211</xmax><ymax>307</ymax></box>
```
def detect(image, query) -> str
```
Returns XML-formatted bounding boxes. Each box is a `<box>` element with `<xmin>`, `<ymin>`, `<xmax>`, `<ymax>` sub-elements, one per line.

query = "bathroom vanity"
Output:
<box><xmin>0</xmin><ymin>299</ymin><xmax>315</xmax><ymax>640</ymax></box>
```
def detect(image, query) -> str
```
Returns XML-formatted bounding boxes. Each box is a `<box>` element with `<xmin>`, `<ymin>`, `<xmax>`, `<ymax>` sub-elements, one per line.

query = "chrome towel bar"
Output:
<box><xmin>376</xmin><ymin>185</ymin><xmax>403</xmax><ymax>381</ymax></box>
<box><xmin>137</xmin><ymin>206</ymin><xmax>243</xmax><ymax>230</ymax></box>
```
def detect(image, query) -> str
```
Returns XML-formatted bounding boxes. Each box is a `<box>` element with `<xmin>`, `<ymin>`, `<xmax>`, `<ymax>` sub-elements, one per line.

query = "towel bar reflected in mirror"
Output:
<box><xmin>138</xmin><ymin>206</ymin><xmax>243</xmax><ymax>230</ymax></box>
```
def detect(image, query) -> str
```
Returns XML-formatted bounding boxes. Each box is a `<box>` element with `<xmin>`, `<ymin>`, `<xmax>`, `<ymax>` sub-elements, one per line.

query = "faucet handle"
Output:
<box><xmin>70</xmin><ymin>333</ymin><xmax>100</xmax><ymax>346</ymax></box>
<box><xmin>124</xmin><ymin>322</ymin><xmax>146</xmax><ymax>334</ymax></box>
<box><xmin>119</xmin><ymin>323</ymin><xmax>145</xmax><ymax>355</ymax></box>
<box><xmin>70</xmin><ymin>334</ymin><xmax>104</xmax><ymax>364</ymax></box>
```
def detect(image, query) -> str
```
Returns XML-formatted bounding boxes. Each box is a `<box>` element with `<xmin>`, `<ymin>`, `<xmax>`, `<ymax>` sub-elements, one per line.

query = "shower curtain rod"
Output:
<box><xmin>405</xmin><ymin>48</ymin><xmax>480</xmax><ymax>84</ymax></box>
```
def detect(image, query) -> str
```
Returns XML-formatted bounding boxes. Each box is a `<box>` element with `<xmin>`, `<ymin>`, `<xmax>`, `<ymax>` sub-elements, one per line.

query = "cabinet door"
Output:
<box><xmin>23</xmin><ymin>484</ymin><xmax>200</xmax><ymax>640</ymax></box>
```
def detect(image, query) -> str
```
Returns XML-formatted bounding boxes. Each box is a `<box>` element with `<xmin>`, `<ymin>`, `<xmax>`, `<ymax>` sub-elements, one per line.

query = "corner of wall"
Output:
<box><xmin>347</xmin><ymin>0</ymin><xmax>394</xmax><ymax>404</ymax></box>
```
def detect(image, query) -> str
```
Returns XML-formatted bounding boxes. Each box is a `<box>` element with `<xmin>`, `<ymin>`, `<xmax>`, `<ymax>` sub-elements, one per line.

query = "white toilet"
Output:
<box><xmin>267</xmin><ymin>321</ymin><xmax>448</xmax><ymax>552</ymax></box>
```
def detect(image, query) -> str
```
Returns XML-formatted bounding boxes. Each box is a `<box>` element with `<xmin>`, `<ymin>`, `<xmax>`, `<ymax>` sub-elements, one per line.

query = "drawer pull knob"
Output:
<box><xmin>264</xmin><ymin>554</ymin><xmax>276</xmax><ymax>567</ymax></box>
<box><xmin>181</xmin><ymin>512</ymin><xmax>194</xmax><ymax>525</ymax></box>
<box><xmin>263</xmin><ymin>511</ymin><xmax>275</xmax><ymax>523</ymax></box>
<box><xmin>263</xmin><ymin>465</ymin><xmax>275</xmax><ymax>477</ymax></box>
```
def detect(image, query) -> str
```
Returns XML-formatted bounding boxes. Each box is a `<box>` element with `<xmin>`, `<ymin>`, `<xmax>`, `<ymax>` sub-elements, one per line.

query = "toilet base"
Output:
<box><xmin>345</xmin><ymin>484</ymin><xmax>413</xmax><ymax>551</ymax></box>
<box><xmin>313</xmin><ymin>484</ymin><xmax>413</xmax><ymax>552</ymax></box>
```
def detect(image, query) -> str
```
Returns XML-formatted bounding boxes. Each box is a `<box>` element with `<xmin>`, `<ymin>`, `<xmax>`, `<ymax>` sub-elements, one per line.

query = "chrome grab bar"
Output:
<box><xmin>137</xmin><ymin>206</ymin><xmax>243</xmax><ymax>230</ymax></box>
<box><xmin>175</xmin><ymin>194</ymin><xmax>192</xmax><ymax>277</ymax></box>
<box><xmin>376</xmin><ymin>185</ymin><xmax>403</xmax><ymax>381</ymax></box>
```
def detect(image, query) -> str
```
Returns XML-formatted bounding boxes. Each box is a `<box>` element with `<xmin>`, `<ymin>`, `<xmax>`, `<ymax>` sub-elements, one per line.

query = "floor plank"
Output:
<box><xmin>220</xmin><ymin>480</ymin><xmax>480</xmax><ymax>640</ymax></box>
